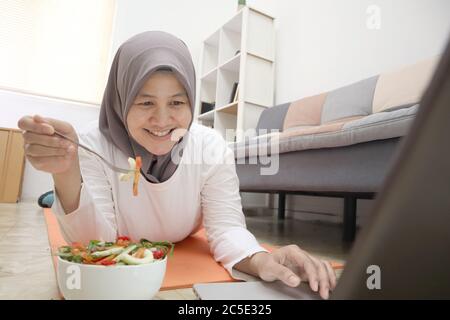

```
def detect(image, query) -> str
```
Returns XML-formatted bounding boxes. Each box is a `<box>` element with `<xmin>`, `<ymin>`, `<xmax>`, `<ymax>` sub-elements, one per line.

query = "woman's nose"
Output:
<box><xmin>150</xmin><ymin>107</ymin><xmax>171</xmax><ymax>127</ymax></box>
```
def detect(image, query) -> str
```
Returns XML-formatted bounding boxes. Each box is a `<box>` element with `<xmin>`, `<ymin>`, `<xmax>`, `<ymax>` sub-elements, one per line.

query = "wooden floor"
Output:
<box><xmin>0</xmin><ymin>202</ymin><xmax>348</xmax><ymax>300</ymax></box>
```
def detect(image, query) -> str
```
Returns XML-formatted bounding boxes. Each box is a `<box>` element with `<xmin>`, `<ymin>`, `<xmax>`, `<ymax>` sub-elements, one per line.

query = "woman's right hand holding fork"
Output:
<box><xmin>18</xmin><ymin>115</ymin><xmax>82</xmax><ymax>214</ymax></box>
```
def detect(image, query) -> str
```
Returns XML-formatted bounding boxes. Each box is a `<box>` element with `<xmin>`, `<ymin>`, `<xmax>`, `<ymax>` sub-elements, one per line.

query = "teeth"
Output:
<box><xmin>148</xmin><ymin>129</ymin><xmax>172</xmax><ymax>137</ymax></box>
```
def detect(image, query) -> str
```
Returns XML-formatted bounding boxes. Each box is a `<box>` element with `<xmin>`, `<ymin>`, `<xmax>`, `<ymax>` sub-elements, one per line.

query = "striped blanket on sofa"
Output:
<box><xmin>233</xmin><ymin>55</ymin><xmax>439</xmax><ymax>158</ymax></box>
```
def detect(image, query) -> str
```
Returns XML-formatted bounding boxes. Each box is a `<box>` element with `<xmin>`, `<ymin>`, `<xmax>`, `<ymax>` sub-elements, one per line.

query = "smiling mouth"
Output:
<box><xmin>143</xmin><ymin>128</ymin><xmax>175</xmax><ymax>138</ymax></box>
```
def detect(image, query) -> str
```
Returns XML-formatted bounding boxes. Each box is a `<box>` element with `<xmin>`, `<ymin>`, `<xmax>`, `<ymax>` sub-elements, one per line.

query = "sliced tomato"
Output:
<box><xmin>100</xmin><ymin>259</ymin><xmax>116</xmax><ymax>266</ymax></box>
<box><xmin>116</xmin><ymin>239</ymin><xmax>130</xmax><ymax>247</ymax></box>
<box><xmin>152</xmin><ymin>249</ymin><xmax>164</xmax><ymax>259</ymax></box>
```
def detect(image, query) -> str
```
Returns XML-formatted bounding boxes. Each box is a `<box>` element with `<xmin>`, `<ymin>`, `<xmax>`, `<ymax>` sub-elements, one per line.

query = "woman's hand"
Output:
<box><xmin>18</xmin><ymin>115</ymin><xmax>82</xmax><ymax>214</ymax></box>
<box><xmin>250</xmin><ymin>245</ymin><xmax>337</xmax><ymax>299</ymax></box>
<box><xmin>18</xmin><ymin>115</ymin><xmax>78</xmax><ymax>174</ymax></box>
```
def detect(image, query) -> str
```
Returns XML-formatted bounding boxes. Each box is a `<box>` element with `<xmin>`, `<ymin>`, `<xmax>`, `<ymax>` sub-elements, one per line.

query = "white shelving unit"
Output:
<box><xmin>194</xmin><ymin>6</ymin><xmax>275</xmax><ymax>143</ymax></box>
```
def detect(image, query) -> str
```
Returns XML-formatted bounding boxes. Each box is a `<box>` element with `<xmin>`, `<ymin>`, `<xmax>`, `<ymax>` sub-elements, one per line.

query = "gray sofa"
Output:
<box><xmin>231</xmin><ymin>55</ymin><xmax>439</xmax><ymax>241</ymax></box>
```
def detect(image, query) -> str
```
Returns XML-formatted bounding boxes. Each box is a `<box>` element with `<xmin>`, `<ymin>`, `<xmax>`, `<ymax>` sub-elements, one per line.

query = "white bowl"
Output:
<box><xmin>57</xmin><ymin>256</ymin><xmax>167</xmax><ymax>300</ymax></box>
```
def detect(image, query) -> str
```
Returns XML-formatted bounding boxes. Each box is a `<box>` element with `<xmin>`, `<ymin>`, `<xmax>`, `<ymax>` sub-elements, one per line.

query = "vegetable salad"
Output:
<box><xmin>56</xmin><ymin>236</ymin><xmax>174</xmax><ymax>266</ymax></box>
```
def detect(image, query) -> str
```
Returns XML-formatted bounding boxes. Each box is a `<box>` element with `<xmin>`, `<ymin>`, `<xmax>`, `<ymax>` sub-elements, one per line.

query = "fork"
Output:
<box><xmin>53</xmin><ymin>130</ymin><xmax>131</xmax><ymax>174</ymax></box>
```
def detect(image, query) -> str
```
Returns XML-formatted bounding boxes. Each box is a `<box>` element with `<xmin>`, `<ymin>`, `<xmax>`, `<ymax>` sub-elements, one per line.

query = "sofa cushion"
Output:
<box><xmin>232</xmin><ymin>105</ymin><xmax>419</xmax><ymax>159</ymax></box>
<box><xmin>238</xmin><ymin>55</ymin><xmax>437</xmax><ymax>160</ymax></box>
<box><xmin>372</xmin><ymin>56</ymin><xmax>439</xmax><ymax>113</ymax></box>
<box><xmin>256</xmin><ymin>102</ymin><xmax>290</xmax><ymax>132</ymax></box>
<box><xmin>282</xmin><ymin>92</ymin><xmax>327</xmax><ymax>131</ymax></box>
<box><xmin>283</xmin><ymin>116</ymin><xmax>363</xmax><ymax>136</ymax></box>
<box><xmin>320</xmin><ymin>76</ymin><xmax>378</xmax><ymax>124</ymax></box>
<box><xmin>343</xmin><ymin>104</ymin><xmax>419</xmax><ymax>129</ymax></box>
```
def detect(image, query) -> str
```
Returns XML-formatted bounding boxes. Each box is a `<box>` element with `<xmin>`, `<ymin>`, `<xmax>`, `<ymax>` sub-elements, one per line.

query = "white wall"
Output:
<box><xmin>249</xmin><ymin>0</ymin><xmax>450</xmax><ymax>103</ymax></box>
<box><xmin>109</xmin><ymin>0</ymin><xmax>239</xmax><ymax>76</ymax></box>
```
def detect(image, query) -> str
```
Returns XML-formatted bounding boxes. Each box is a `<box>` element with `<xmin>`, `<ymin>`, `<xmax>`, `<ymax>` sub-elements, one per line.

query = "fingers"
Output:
<box><xmin>302</xmin><ymin>257</ymin><xmax>320</xmax><ymax>293</ymax></box>
<box><xmin>269</xmin><ymin>261</ymin><xmax>301</xmax><ymax>287</ymax></box>
<box><xmin>18</xmin><ymin>115</ymin><xmax>78</xmax><ymax>174</ymax></box>
<box><xmin>323</xmin><ymin>260</ymin><xmax>337</xmax><ymax>290</ymax></box>
<box><xmin>23</xmin><ymin>131</ymin><xmax>70</xmax><ymax>149</ymax></box>
<box><xmin>287</xmin><ymin>245</ymin><xmax>334</xmax><ymax>299</ymax></box>
<box><xmin>288</xmin><ymin>247</ymin><xmax>319</xmax><ymax>292</ymax></box>
<box><xmin>18</xmin><ymin>115</ymin><xmax>75</xmax><ymax>137</ymax></box>
<box><xmin>33</xmin><ymin>115</ymin><xmax>74</xmax><ymax>135</ymax></box>
<box><xmin>263</xmin><ymin>247</ymin><xmax>336</xmax><ymax>300</ymax></box>
<box><xmin>22</xmin><ymin>130</ymin><xmax>74</xmax><ymax>159</ymax></box>
<box><xmin>24</xmin><ymin>143</ymin><xmax>71</xmax><ymax>157</ymax></box>
<box><xmin>309</xmin><ymin>256</ymin><xmax>331</xmax><ymax>299</ymax></box>
<box><xmin>18</xmin><ymin>115</ymin><xmax>54</xmax><ymax>135</ymax></box>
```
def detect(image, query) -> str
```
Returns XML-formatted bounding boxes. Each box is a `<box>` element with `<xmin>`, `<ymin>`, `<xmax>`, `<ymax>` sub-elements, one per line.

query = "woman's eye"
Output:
<box><xmin>140</xmin><ymin>101</ymin><xmax>153</xmax><ymax>106</ymax></box>
<box><xmin>171</xmin><ymin>101</ymin><xmax>185</xmax><ymax>106</ymax></box>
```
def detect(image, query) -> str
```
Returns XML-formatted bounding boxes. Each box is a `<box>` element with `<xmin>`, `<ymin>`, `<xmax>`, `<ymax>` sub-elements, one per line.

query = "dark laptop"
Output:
<box><xmin>194</xmin><ymin>37</ymin><xmax>450</xmax><ymax>300</ymax></box>
<box><xmin>332</xmin><ymin>37</ymin><xmax>450</xmax><ymax>299</ymax></box>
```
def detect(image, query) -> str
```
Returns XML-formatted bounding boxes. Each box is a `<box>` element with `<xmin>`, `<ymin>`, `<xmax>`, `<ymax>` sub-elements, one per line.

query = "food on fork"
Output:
<box><xmin>119</xmin><ymin>156</ymin><xmax>142</xmax><ymax>196</ymax></box>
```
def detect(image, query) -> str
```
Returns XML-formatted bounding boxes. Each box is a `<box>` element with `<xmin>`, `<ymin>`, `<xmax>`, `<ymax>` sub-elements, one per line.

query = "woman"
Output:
<box><xmin>18</xmin><ymin>31</ymin><xmax>335</xmax><ymax>299</ymax></box>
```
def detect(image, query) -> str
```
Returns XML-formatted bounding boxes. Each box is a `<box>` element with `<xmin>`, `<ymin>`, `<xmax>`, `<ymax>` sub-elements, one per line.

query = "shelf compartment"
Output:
<box><xmin>198</xmin><ymin>109</ymin><xmax>215</xmax><ymax>121</ymax></box>
<box><xmin>199</xmin><ymin>68</ymin><xmax>218</xmax><ymax>108</ymax></box>
<box><xmin>243</xmin><ymin>54</ymin><xmax>274</xmax><ymax>107</ymax></box>
<box><xmin>202</xmin><ymin>30</ymin><xmax>220</xmax><ymax>75</ymax></box>
<box><xmin>220</xmin><ymin>53</ymin><xmax>241</xmax><ymax>73</ymax></box>
<box><xmin>214</xmin><ymin>111</ymin><xmax>237</xmax><ymax>143</ymax></box>
<box><xmin>218</xmin><ymin>11</ymin><xmax>242</xmax><ymax>65</ymax></box>
<box><xmin>197</xmin><ymin>117</ymin><xmax>214</xmax><ymax>129</ymax></box>
<box><xmin>216</xmin><ymin>68</ymin><xmax>240</xmax><ymax>109</ymax></box>
<box><xmin>215</xmin><ymin>101</ymin><xmax>238</xmax><ymax>115</ymax></box>
<box><xmin>246</xmin><ymin>8</ymin><xmax>275</xmax><ymax>61</ymax></box>
<box><xmin>201</xmin><ymin>67</ymin><xmax>218</xmax><ymax>82</ymax></box>
<box><xmin>223</xmin><ymin>9</ymin><xmax>243</xmax><ymax>33</ymax></box>
<box><xmin>195</xmin><ymin>7</ymin><xmax>275</xmax><ymax>144</ymax></box>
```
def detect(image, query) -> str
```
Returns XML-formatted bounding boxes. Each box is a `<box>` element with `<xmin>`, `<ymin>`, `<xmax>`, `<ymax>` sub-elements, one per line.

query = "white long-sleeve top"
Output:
<box><xmin>52</xmin><ymin>121</ymin><xmax>268</xmax><ymax>278</ymax></box>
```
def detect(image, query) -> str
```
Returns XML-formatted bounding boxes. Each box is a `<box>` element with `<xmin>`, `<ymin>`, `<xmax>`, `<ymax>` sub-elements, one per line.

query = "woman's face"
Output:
<box><xmin>127</xmin><ymin>71</ymin><xmax>192</xmax><ymax>155</ymax></box>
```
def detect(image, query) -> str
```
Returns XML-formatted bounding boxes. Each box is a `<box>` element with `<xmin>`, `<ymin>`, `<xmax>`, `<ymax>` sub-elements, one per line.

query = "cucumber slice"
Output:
<box><xmin>120</xmin><ymin>249</ymin><xmax>154</xmax><ymax>265</ymax></box>
<box><xmin>113</xmin><ymin>244</ymin><xmax>137</xmax><ymax>262</ymax></box>
<box><xmin>91</xmin><ymin>246</ymin><xmax>124</xmax><ymax>258</ymax></box>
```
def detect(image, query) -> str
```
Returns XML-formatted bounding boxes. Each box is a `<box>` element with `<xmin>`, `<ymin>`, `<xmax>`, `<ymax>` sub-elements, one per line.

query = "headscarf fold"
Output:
<box><xmin>99</xmin><ymin>31</ymin><xmax>196</xmax><ymax>183</ymax></box>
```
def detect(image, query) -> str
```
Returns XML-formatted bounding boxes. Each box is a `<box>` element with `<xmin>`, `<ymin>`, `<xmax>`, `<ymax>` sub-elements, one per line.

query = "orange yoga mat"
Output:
<box><xmin>43</xmin><ymin>209</ymin><xmax>344</xmax><ymax>291</ymax></box>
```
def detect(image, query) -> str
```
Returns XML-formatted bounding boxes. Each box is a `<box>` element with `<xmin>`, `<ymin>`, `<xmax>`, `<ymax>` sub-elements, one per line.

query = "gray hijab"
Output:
<box><xmin>99</xmin><ymin>31</ymin><xmax>196</xmax><ymax>183</ymax></box>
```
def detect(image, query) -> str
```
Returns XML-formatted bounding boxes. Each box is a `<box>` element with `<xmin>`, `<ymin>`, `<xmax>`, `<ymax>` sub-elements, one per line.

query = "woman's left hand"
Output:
<box><xmin>251</xmin><ymin>245</ymin><xmax>337</xmax><ymax>299</ymax></box>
